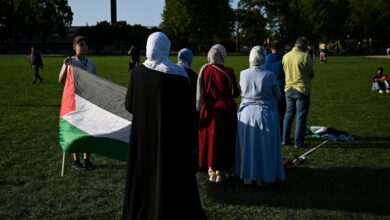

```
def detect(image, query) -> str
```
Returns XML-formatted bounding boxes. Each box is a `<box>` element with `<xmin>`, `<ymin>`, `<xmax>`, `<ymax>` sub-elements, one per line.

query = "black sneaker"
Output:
<box><xmin>72</xmin><ymin>160</ymin><xmax>85</xmax><ymax>170</ymax></box>
<box><xmin>83</xmin><ymin>161</ymin><xmax>95</xmax><ymax>170</ymax></box>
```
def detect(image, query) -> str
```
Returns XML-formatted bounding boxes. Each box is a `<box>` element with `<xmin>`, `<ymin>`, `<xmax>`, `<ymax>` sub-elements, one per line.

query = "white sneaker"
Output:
<box><xmin>386</xmin><ymin>89</ymin><xmax>390</xmax><ymax>93</ymax></box>
<box><xmin>379</xmin><ymin>89</ymin><xmax>384</xmax><ymax>94</ymax></box>
<box><xmin>215</xmin><ymin>175</ymin><xmax>222</xmax><ymax>183</ymax></box>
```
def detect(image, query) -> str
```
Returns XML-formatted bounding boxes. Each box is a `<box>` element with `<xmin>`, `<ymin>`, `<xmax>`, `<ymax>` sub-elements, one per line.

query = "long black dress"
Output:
<box><xmin>123</xmin><ymin>65</ymin><xmax>206</xmax><ymax>220</ymax></box>
<box><xmin>185</xmin><ymin>68</ymin><xmax>199</xmax><ymax>169</ymax></box>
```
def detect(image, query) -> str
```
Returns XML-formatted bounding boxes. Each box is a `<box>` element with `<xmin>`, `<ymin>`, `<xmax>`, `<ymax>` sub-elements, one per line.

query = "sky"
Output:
<box><xmin>68</xmin><ymin>0</ymin><xmax>239</xmax><ymax>27</ymax></box>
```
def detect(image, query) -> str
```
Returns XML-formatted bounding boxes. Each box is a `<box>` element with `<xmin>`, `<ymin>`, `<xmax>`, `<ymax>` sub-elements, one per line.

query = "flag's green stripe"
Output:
<box><xmin>59</xmin><ymin>118</ymin><xmax>128</xmax><ymax>162</ymax></box>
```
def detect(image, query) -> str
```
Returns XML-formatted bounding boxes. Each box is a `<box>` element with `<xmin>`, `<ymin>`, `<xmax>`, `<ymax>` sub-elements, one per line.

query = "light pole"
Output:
<box><xmin>111</xmin><ymin>0</ymin><xmax>117</xmax><ymax>25</ymax></box>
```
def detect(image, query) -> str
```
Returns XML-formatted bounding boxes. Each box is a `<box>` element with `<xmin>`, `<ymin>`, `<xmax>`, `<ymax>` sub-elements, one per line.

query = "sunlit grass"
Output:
<box><xmin>0</xmin><ymin>55</ymin><xmax>389</xmax><ymax>219</ymax></box>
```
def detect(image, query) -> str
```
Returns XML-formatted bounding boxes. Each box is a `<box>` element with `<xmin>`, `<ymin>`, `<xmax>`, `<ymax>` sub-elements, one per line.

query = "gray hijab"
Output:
<box><xmin>249</xmin><ymin>46</ymin><xmax>267</xmax><ymax>67</ymax></box>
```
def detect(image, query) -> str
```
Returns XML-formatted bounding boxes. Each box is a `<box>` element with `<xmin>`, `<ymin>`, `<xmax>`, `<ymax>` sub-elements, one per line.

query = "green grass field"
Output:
<box><xmin>1</xmin><ymin>54</ymin><xmax>390</xmax><ymax>219</ymax></box>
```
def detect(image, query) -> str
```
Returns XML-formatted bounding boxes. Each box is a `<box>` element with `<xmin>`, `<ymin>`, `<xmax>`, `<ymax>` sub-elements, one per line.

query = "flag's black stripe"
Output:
<box><xmin>73</xmin><ymin>67</ymin><xmax>132</xmax><ymax>121</ymax></box>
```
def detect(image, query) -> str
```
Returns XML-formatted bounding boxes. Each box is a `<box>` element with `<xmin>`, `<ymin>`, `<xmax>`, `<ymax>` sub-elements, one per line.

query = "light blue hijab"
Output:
<box><xmin>177</xmin><ymin>48</ymin><xmax>193</xmax><ymax>69</ymax></box>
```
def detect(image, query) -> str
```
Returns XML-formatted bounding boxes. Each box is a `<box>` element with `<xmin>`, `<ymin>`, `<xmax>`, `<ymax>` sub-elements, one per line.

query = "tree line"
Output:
<box><xmin>75</xmin><ymin>21</ymin><xmax>160</xmax><ymax>54</ymax></box>
<box><xmin>0</xmin><ymin>0</ymin><xmax>72</xmax><ymax>50</ymax></box>
<box><xmin>1</xmin><ymin>0</ymin><xmax>389</xmax><ymax>53</ymax></box>
<box><xmin>163</xmin><ymin>0</ymin><xmax>390</xmax><ymax>53</ymax></box>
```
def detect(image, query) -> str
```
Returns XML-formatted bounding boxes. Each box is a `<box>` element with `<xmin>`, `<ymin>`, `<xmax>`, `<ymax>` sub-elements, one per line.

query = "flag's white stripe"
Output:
<box><xmin>62</xmin><ymin>95</ymin><xmax>131</xmax><ymax>143</ymax></box>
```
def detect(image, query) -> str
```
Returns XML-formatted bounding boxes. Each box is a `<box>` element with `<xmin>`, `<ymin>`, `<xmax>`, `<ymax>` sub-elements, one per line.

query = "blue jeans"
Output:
<box><xmin>283</xmin><ymin>88</ymin><xmax>310</xmax><ymax>147</ymax></box>
<box><xmin>372</xmin><ymin>81</ymin><xmax>390</xmax><ymax>91</ymax></box>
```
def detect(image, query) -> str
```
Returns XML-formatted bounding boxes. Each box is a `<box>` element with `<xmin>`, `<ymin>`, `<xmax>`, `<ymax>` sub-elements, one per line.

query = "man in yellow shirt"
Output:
<box><xmin>282</xmin><ymin>37</ymin><xmax>315</xmax><ymax>148</ymax></box>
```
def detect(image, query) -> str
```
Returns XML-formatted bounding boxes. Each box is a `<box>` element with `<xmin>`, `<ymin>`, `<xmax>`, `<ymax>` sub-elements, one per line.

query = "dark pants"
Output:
<box><xmin>278</xmin><ymin>91</ymin><xmax>286</xmax><ymax>139</ymax></box>
<box><xmin>32</xmin><ymin>65</ymin><xmax>43</xmax><ymax>83</ymax></box>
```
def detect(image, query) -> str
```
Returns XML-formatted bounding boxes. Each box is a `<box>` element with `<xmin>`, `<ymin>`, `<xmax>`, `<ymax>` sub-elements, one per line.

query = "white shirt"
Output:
<box><xmin>60</xmin><ymin>56</ymin><xmax>96</xmax><ymax>75</ymax></box>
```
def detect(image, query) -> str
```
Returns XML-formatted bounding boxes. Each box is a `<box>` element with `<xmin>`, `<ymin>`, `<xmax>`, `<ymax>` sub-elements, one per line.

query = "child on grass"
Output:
<box><xmin>371</xmin><ymin>67</ymin><xmax>390</xmax><ymax>94</ymax></box>
<box><xmin>58</xmin><ymin>36</ymin><xmax>96</xmax><ymax>170</ymax></box>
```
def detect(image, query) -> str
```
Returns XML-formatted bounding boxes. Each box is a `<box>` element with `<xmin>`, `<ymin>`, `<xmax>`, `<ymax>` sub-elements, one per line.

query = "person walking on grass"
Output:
<box><xmin>282</xmin><ymin>37</ymin><xmax>315</xmax><ymax>149</ymax></box>
<box><xmin>320</xmin><ymin>49</ymin><xmax>327</xmax><ymax>64</ymax></box>
<box><xmin>30</xmin><ymin>46</ymin><xmax>43</xmax><ymax>84</ymax></box>
<box><xmin>58</xmin><ymin>36</ymin><xmax>96</xmax><ymax>170</ymax></box>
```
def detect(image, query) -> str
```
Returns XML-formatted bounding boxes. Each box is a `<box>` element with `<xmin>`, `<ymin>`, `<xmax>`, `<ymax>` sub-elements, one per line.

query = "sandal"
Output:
<box><xmin>208</xmin><ymin>168</ymin><xmax>216</xmax><ymax>182</ymax></box>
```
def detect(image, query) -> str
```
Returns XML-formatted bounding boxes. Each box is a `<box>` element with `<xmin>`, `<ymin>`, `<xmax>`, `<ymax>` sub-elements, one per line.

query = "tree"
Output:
<box><xmin>298</xmin><ymin>0</ymin><xmax>349</xmax><ymax>40</ymax></box>
<box><xmin>244</xmin><ymin>0</ymin><xmax>353</xmax><ymax>44</ymax></box>
<box><xmin>161</xmin><ymin>0</ymin><xmax>234</xmax><ymax>52</ymax></box>
<box><xmin>160</xmin><ymin>0</ymin><xmax>191</xmax><ymax>47</ymax></box>
<box><xmin>235</xmin><ymin>1</ymin><xmax>267</xmax><ymax>49</ymax></box>
<box><xmin>348</xmin><ymin>0</ymin><xmax>390</xmax><ymax>40</ymax></box>
<box><xmin>0</xmin><ymin>0</ymin><xmax>72</xmax><ymax>48</ymax></box>
<box><xmin>0</xmin><ymin>0</ymin><xmax>14</xmax><ymax>47</ymax></box>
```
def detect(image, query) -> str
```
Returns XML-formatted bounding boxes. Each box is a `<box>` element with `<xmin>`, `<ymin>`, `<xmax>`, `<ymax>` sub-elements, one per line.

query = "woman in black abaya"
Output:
<box><xmin>122</xmin><ymin>32</ymin><xmax>206</xmax><ymax>220</ymax></box>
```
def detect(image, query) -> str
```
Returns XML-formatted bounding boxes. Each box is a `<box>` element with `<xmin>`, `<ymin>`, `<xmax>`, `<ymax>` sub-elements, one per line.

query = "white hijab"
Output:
<box><xmin>249</xmin><ymin>46</ymin><xmax>267</xmax><ymax>67</ymax></box>
<box><xmin>143</xmin><ymin>32</ymin><xmax>187</xmax><ymax>77</ymax></box>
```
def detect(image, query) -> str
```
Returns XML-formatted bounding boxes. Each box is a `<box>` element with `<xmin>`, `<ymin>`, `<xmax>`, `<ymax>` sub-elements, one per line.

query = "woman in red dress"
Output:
<box><xmin>196</xmin><ymin>44</ymin><xmax>240</xmax><ymax>182</ymax></box>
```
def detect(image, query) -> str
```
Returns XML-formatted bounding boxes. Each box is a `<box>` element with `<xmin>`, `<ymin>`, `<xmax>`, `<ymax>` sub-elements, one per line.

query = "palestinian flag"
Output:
<box><xmin>59</xmin><ymin>66</ymin><xmax>131</xmax><ymax>161</ymax></box>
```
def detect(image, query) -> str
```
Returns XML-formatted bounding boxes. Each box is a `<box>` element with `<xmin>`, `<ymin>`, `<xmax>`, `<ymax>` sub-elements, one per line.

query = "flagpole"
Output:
<box><xmin>61</xmin><ymin>152</ymin><xmax>66</xmax><ymax>176</ymax></box>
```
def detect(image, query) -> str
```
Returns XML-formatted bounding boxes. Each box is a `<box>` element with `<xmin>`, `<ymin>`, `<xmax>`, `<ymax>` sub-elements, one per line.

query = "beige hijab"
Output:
<box><xmin>207</xmin><ymin>44</ymin><xmax>226</xmax><ymax>65</ymax></box>
<box><xmin>196</xmin><ymin>44</ymin><xmax>228</xmax><ymax>111</ymax></box>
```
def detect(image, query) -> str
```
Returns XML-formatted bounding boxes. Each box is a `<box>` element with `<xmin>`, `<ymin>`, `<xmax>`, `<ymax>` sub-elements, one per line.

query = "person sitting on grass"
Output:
<box><xmin>371</xmin><ymin>67</ymin><xmax>390</xmax><ymax>94</ymax></box>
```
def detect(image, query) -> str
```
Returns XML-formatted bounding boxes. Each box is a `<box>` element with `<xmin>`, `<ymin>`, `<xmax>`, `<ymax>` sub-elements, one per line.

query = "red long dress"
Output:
<box><xmin>198</xmin><ymin>64</ymin><xmax>239</xmax><ymax>170</ymax></box>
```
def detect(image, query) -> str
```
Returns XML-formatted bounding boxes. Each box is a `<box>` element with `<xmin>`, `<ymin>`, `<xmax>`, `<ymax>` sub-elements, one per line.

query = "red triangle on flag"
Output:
<box><xmin>60</xmin><ymin>66</ymin><xmax>76</xmax><ymax>117</ymax></box>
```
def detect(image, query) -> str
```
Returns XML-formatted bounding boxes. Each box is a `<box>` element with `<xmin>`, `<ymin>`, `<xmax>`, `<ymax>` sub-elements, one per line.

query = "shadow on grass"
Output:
<box><xmin>94</xmin><ymin>163</ymin><xmax>125</xmax><ymax>170</ymax></box>
<box><xmin>0</xmin><ymin>104</ymin><xmax>60</xmax><ymax>108</ymax></box>
<box><xmin>202</xmin><ymin>167</ymin><xmax>390</xmax><ymax>215</ymax></box>
<box><xmin>301</xmin><ymin>137</ymin><xmax>390</xmax><ymax>149</ymax></box>
<box><xmin>349</xmin><ymin>136</ymin><xmax>390</xmax><ymax>149</ymax></box>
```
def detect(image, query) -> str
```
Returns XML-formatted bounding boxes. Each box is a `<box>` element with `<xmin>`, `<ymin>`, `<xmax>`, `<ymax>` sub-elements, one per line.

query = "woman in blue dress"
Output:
<box><xmin>235</xmin><ymin>46</ymin><xmax>285</xmax><ymax>186</ymax></box>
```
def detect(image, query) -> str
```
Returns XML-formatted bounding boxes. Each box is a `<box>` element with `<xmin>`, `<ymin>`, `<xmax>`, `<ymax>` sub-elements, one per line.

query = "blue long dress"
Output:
<box><xmin>235</xmin><ymin>65</ymin><xmax>285</xmax><ymax>183</ymax></box>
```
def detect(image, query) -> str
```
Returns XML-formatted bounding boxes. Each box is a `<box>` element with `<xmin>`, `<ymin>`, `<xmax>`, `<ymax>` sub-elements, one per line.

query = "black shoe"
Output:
<box><xmin>72</xmin><ymin>160</ymin><xmax>85</xmax><ymax>170</ymax></box>
<box><xmin>84</xmin><ymin>161</ymin><xmax>95</xmax><ymax>170</ymax></box>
